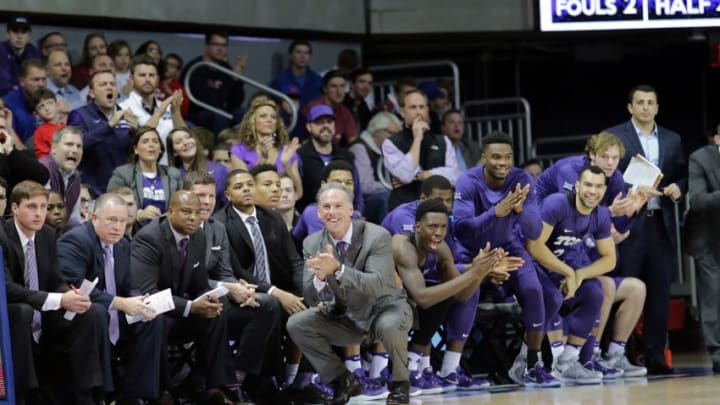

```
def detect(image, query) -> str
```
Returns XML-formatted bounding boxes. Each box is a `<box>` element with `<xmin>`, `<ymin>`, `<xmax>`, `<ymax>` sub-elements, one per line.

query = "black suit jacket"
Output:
<box><xmin>1</xmin><ymin>221</ymin><xmax>68</xmax><ymax>309</ymax></box>
<box><xmin>605</xmin><ymin>120</ymin><xmax>687</xmax><ymax>246</ymax></box>
<box><xmin>57</xmin><ymin>221</ymin><xmax>132</xmax><ymax>309</ymax></box>
<box><xmin>130</xmin><ymin>216</ymin><xmax>210</xmax><ymax>317</ymax></box>
<box><xmin>213</xmin><ymin>204</ymin><xmax>303</xmax><ymax>296</ymax></box>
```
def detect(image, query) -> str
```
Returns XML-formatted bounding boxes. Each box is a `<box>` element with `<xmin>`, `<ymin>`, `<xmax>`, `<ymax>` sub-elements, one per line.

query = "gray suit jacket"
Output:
<box><xmin>302</xmin><ymin>220</ymin><xmax>406</xmax><ymax>331</ymax></box>
<box><xmin>203</xmin><ymin>218</ymin><xmax>237</xmax><ymax>286</ymax></box>
<box><xmin>684</xmin><ymin>145</ymin><xmax>720</xmax><ymax>258</ymax></box>
<box><xmin>107</xmin><ymin>163</ymin><xmax>183</xmax><ymax>210</ymax></box>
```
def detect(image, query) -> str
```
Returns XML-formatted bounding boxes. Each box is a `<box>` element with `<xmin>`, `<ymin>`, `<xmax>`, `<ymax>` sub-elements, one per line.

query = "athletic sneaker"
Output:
<box><xmin>508</xmin><ymin>352</ymin><xmax>527</xmax><ymax>385</ymax></box>
<box><xmin>523</xmin><ymin>361</ymin><xmax>561</xmax><ymax>388</ymax></box>
<box><xmin>440</xmin><ymin>367</ymin><xmax>491</xmax><ymax>390</ymax></box>
<box><xmin>422</xmin><ymin>368</ymin><xmax>456</xmax><ymax>393</ymax></box>
<box><xmin>587</xmin><ymin>353</ymin><xmax>624</xmax><ymax>380</ymax></box>
<box><xmin>602</xmin><ymin>351</ymin><xmax>648</xmax><ymax>377</ymax></box>
<box><xmin>352</xmin><ymin>368</ymin><xmax>389</xmax><ymax>401</ymax></box>
<box><xmin>552</xmin><ymin>359</ymin><xmax>603</xmax><ymax>384</ymax></box>
<box><xmin>377</xmin><ymin>367</ymin><xmax>421</xmax><ymax>397</ymax></box>
<box><xmin>409</xmin><ymin>369</ymin><xmax>443</xmax><ymax>395</ymax></box>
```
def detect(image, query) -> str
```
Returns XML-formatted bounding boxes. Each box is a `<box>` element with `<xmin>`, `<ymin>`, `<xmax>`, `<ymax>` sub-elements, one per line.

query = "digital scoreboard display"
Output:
<box><xmin>538</xmin><ymin>0</ymin><xmax>720</xmax><ymax>31</ymax></box>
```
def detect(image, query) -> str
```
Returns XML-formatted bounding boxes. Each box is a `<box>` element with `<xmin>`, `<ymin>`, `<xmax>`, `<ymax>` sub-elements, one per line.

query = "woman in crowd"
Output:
<box><xmin>135</xmin><ymin>40</ymin><xmax>163</xmax><ymax>66</ymax></box>
<box><xmin>108</xmin><ymin>127</ymin><xmax>182</xmax><ymax>224</ymax></box>
<box><xmin>108</xmin><ymin>40</ymin><xmax>133</xmax><ymax>101</ymax></box>
<box><xmin>230</xmin><ymin>96</ymin><xmax>303</xmax><ymax>200</ymax></box>
<box><xmin>71</xmin><ymin>32</ymin><xmax>107</xmax><ymax>89</ymax></box>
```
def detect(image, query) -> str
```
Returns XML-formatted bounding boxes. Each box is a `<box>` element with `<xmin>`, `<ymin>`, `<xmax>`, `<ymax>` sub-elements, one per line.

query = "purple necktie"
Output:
<box><xmin>25</xmin><ymin>240</ymin><xmax>42</xmax><ymax>343</ymax></box>
<box><xmin>103</xmin><ymin>245</ymin><xmax>119</xmax><ymax>345</ymax></box>
<box><xmin>336</xmin><ymin>241</ymin><xmax>349</xmax><ymax>262</ymax></box>
<box><xmin>178</xmin><ymin>237</ymin><xmax>188</xmax><ymax>269</ymax></box>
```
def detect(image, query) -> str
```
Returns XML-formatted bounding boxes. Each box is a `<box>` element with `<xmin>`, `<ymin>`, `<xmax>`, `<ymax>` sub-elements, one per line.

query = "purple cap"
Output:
<box><xmin>307</xmin><ymin>104</ymin><xmax>334</xmax><ymax>122</ymax></box>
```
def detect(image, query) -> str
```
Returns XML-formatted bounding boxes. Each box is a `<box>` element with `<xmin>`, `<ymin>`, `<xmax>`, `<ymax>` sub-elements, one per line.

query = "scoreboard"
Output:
<box><xmin>539</xmin><ymin>0</ymin><xmax>720</xmax><ymax>31</ymax></box>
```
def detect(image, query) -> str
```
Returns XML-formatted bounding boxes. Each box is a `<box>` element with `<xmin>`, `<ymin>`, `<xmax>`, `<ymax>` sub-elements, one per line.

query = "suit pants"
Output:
<box><xmin>695</xmin><ymin>252</ymin><xmax>720</xmax><ymax>363</ymax></box>
<box><xmin>287</xmin><ymin>300</ymin><xmax>413</xmax><ymax>384</ymax></box>
<box><xmin>226</xmin><ymin>292</ymin><xmax>282</xmax><ymax>375</ymax></box>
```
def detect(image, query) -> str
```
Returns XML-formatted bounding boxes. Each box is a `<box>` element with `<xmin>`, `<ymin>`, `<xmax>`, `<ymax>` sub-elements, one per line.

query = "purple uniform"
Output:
<box><xmin>292</xmin><ymin>203</ymin><xmax>362</xmax><ymax>244</ymax></box>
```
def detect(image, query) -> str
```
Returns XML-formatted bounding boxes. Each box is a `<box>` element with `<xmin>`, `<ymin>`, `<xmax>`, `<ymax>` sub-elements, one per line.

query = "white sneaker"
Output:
<box><xmin>508</xmin><ymin>352</ymin><xmax>527</xmax><ymax>385</ymax></box>
<box><xmin>552</xmin><ymin>359</ymin><xmax>603</xmax><ymax>384</ymax></box>
<box><xmin>602</xmin><ymin>351</ymin><xmax>647</xmax><ymax>377</ymax></box>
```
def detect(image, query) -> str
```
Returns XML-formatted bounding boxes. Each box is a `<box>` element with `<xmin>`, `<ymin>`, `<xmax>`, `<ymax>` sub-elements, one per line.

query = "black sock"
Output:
<box><xmin>527</xmin><ymin>350</ymin><xmax>540</xmax><ymax>370</ymax></box>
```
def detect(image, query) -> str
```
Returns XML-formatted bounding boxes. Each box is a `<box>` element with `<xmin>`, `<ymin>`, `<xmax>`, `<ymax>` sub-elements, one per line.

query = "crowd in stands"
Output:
<box><xmin>1</xmin><ymin>14</ymin><xmax>718</xmax><ymax>405</ymax></box>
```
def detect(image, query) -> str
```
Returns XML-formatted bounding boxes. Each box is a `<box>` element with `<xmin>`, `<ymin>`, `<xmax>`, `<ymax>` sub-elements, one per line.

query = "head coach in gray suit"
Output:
<box><xmin>287</xmin><ymin>183</ymin><xmax>413</xmax><ymax>405</ymax></box>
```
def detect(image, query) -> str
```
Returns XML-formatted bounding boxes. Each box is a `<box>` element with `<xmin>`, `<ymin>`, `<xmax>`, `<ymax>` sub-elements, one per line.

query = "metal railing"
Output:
<box><xmin>369</xmin><ymin>60</ymin><xmax>461</xmax><ymax>109</ymax></box>
<box><xmin>462</xmin><ymin>97</ymin><xmax>532</xmax><ymax>163</ymax></box>
<box><xmin>183</xmin><ymin>61</ymin><xmax>298</xmax><ymax>131</ymax></box>
<box><xmin>531</xmin><ymin>134</ymin><xmax>593</xmax><ymax>167</ymax></box>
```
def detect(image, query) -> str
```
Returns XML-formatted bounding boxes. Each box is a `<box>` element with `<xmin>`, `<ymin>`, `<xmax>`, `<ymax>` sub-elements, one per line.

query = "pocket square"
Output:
<box><xmin>192</xmin><ymin>262</ymin><xmax>200</xmax><ymax>268</ymax></box>
<box><xmin>211</xmin><ymin>246</ymin><xmax>221</xmax><ymax>251</ymax></box>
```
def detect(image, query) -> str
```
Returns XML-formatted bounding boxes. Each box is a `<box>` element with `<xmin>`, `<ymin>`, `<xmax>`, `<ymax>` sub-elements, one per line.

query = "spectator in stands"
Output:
<box><xmin>349</xmin><ymin>111</ymin><xmax>400</xmax><ymax>224</ymax></box>
<box><xmin>212</xmin><ymin>143</ymin><xmax>232</xmax><ymax>170</ymax></box>
<box><xmin>80</xmin><ymin>183</ymin><xmax>92</xmax><ymax>220</ymax></box>
<box><xmin>270</xmin><ymin>39</ymin><xmax>323</xmax><ymax>111</ymax></box>
<box><xmin>250</xmin><ymin>164</ymin><xmax>281</xmax><ymax>209</ymax></box>
<box><xmin>605</xmin><ymin>85</ymin><xmax>687</xmax><ymax>374</ymax></box>
<box><xmin>38</xmin><ymin>31</ymin><xmax>67</xmax><ymax>58</ymax></box>
<box><xmin>3</xmin><ymin>180</ymin><xmax>111</xmax><ymax>405</ymax></box>
<box><xmin>108</xmin><ymin>126</ymin><xmax>182</xmax><ymax>224</ymax></box>
<box><xmin>385</xmin><ymin>77</ymin><xmax>416</xmax><ymax>115</ymax></box>
<box><xmin>67</xmin><ymin>70</ymin><xmax>137</xmax><ymax>196</ymax></box>
<box><xmin>167</xmin><ymin>127</ymin><xmax>228</xmax><ymax>207</ymax></box>
<box><xmin>45</xmin><ymin>50</ymin><xmax>84</xmax><ymax>111</ymax></box>
<box><xmin>417</xmin><ymin>81</ymin><xmax>445</xmax><ymax>133</ymax></box>
<box><xmin>4</xmin><ymin>58</ymin><xmax>47</xmax><ymax>143</ymax></box>
<box><xmin>0</xmin><ymin>16</ymin><xmax>41</xmax><ymax>97</ymax></box>
<box><xmin>321</xmin><ymin>48</ymin><xmax>360</xmax><ymax>78</ymax></box>
<box><xmin>0</xmin><ymin>106</ymin><xmax>49</xmax><ymax>198</ymax></box>
<box><xmin>78</xmin><ymin>54</ymin><xmax>115</xmax><ymax>102</ymax></box>
<box><xmin>181</xmin><ymin>30</ymin><xmax>246</xmax><ymax>133</ymax></box>
<box><xmin>45</xmin><ymin>190</ymin><xmax>67</xmax><ymax>236</ymax></box>
<box><xmin>305</xmin><ymin>70</ymin><xmax>358</xmax><ymax>146</ymax></box>
<box><xmin>192</xmin><ymin>126</ymin><xmax>216</xmax><ymax>158</ymax></box>
<box><xmin>71</xmin><ymin>32</ymin><xmax>107</xmax><ymax>89</ymax></box>
<box><xmin>442</xmin><ymin>109</ymin><xmax>480</xmax><ymax>171</ymax></box>
<box><xmin>382</xmin><ymin>89</ymin><xmax>459</xmax><ymax>210</ymax></box>
<box><xmin>108</xmin><ymin>40</ymin><xmax>133</xmax><ymax>101</ymax></box>
<box><xmin>343</xmin><ymin>68</ymin><xmax>374</xmax><ymax>134</ymax></box>
<box><xmin>277</xmin><ymin>173</ymin><xmax>300</xmax><ymax>232</ymax></box>
<box><xmin>120</xmin><ymin>55</ymin><xmax>187</xmax><ymax>165</ymax></box>
<box><xmin>295</xmin><ymin>104</ymin><xmax>363</xmax><ymax>214</ymax></box>
<box><xmin>135</xmin><ymin>40</ymin><xmax>163</xmax><ymax>66</ymax></box>
<box><xmin>39</xmin><ymin>126</ymin><xmax>84</xmax><ymax>229</ymax></box>
<box><xmin>683</xmin><ymin>123</ymin><xmax>720</xmax><ymax>372</ymax></box>
<box><xmin>159</xmin><ymin>53</ymin><xmax>190</xmax><ymax>117</ymax></box>
<box><xmin>31</xmin><ymin>89</ymin><xmax>65</xmax><ymax>158</ymax></box>
<box><xmin>107</xmin><ymin>185</ymin><xmax>140</xmax><ymax>238</ymax></box>
<box><xmin>230</xmin><ymin>95</ymin><xmax>303</xmax><ymax>199</ymax></box>
<box><xmin>520</xmin><ymin>159</ymin><xmax>544</xmax><ymax>181</ymax></box>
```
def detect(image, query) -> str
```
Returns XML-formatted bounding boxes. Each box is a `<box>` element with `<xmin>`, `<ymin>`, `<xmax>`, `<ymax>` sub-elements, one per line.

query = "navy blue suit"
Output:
<box><xmin>605</xmin><ymin>119</ymin><xmax>687</xmax><ymax>363</ymax></box>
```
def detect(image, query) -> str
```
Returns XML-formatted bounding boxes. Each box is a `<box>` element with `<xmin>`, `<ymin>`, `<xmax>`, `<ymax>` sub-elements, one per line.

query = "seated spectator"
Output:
<box><xmin>277</xmin><ymin>173</ymin><xmax>300</xmax><ymax>232</ymax></box>
<box><xmin>305</xmin><ymin>70</ymin><xmax>358</xmax><ymax>146</ymax></box>
<box><xmin>520</xmin><ymin>159</ymin><xmax>544</xmax><ymax>181</ymax></box>
<box><xmin>158</xmin><ymin>53</ymin><xmax>189</xmax><ymax>116</ymax></box>
<box><xmin>38</xmin><ymin>126</ymin><xmax>84</xmax><ymax>228</ymax></box>
<box><xmin>0</xmin><ymin>16</ymin><xmax>41</xmax><ymax>97</ymax></box>
<box><xmin>67</xmin><ymin>70</ymin><xmax>136</xmax><ymax>196</ymax></box>
<box><xmin>211</xmin><ymin>143</ymin><xmax>232</xmax><ymax>170</ymax></box>
<box><xmin>108</xmin><ymin>40</ymin><xmax>133</xmax><ymax>101</ymax></box>
<box><xmin>31</xmin><ymin>89</ymin><xmax>65</xmax><ymax>158</ymax></box>
<box><xmin>78</xmin><ymin>54</ymin><xmax>116</xmax><ymax>103</ymax></box>
<box><xmin>38</xmin><ymin>31</ymin><xmax>66</xmax><ymax>58</ymax></box>
<box><xmin>181</xmin><ymin>30</ymin><xmax>245</xmax><ymax>133</ymax></box>
<box><xmin>107</xmin><ymin>185</ymin><xmax>140</xmax><ymax>238</ymax></box>
<box><xmin>71</xmin><ymin>32</ymin><xmax>107</xmax><ymax>89</ymax></box>
<box><xmin>4</xmin><ymin>58</ymin><xmax>47</xmax><ymax>143</ymax></box>
<box><xmin>349</xmin><ymin>111</ymin><xmax>401</xmax><ymax>224</ymax></box>
<box><xmin>167</xmin><ymin>127</ymin><xmax>228</xmax><ymax>207</ymax></box>
<box><xmin>108</xmin><ymin>126</ymin><xmax>182</xmax><ymax>224</ymax></box>
<box><xmin>384</xmin><ymin>77</ymin><xmax>416</xmax><ymax>116</ymax></box>
<box><xmin>135</xmin><ymin>40</ymin><xmax>162</xmax><ymax>66</ymax></box>
<box><xmin>250</xmin><ymin>164</ymin><xmax>281</xmax><ymax>209</ymax></box>
<box><xmin>343</xmin><ymin>68</ymin><xmax>373</xmax><ymax>133</ymax></box>
<box><xmin>417</xmin><ymin>81</ymin><xmax>446</xmax><ymax>133</ymax></box>
<box><xmin>230</xmin><ymin>96</ymin><xmax>303</xmax><ymax>199</ymax></box>
<box><xmin>80</xmin><ymin>183</ymin><xmax>92</xmax><ymax>221</ymax></box>
<box><xmin>442</xmin><ymin>109</ymin><xmax>480</xmax><ymax>171</ymax></box>
<box><xmin>45</xmin><ymin>50</ymin><xmax>83</xmax><ymax>111</ymax></box>
<box><xmin>270</xmin><ymin>39</ymin><xmax>322</xmax><ymax>112</ymax></box>
<box><xmin>0</xmin><ymin>105</ymin><xmax>50</xmax><ymax>196</ymax></box>
<box><xmin>45</xmin><ymin>190</ymin><xmax>67</xmax><ymax>236</ymax></box>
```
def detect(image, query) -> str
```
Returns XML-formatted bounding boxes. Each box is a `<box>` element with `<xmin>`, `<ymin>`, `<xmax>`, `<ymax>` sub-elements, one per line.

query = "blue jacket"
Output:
<box><xmin>0</xmin><ymin>41</ymin><xmax>42</xmax><ymax>97</ymax></box>
<box><xmin>270</xmin><ymin>66</ymin><xmax>323</xmax><ymax>111</ymax></box>
<box><xmin>4</xmin><ymin>88</ymin><xmax>38</xmax><ymax>142</ymax></box>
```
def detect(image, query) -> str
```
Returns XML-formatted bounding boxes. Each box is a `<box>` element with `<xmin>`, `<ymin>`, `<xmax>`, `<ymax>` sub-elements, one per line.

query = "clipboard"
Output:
<box><xmin>622</xmin><ymin>154</ymin><xmax>664</xmax><ymax>188</ymax></box>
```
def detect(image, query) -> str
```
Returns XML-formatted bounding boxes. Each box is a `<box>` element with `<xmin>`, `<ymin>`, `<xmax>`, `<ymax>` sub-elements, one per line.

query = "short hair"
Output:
<box><xmin>322</xmin><ymin>69</ymin><xmax>346</xmax><ymax>87</ymax></box>
<box><xmin>107</xmin><ymin>185</ymin><xmax>134</xmax><ymax>197</ymax></box>
<box><xmin>10</xmin><ymin>180</ymin><xmax>48</xmax><ymax>206</ymax></box>
<box><xmin>129</xmin><ymin>127</ymin><xmax>164</xmax><ymax>164</ymax></box>
<box><xmin>183</xmin><ymin>171</ymin><xmax>216</xmax><ymax>190</ymax></box>
<box><xmin>94</xmin><ymin>193</ymin><xmax>128</xmax><ymax>215</ymax></box>
<box><xmin>367</xmin><ymin>111</ymin><xmax>402</xmax><ymax>136</ymax></box>
<box><xmin>38</xmin><ymin>32</ymin><xmax>64</xmax><ymax>50</ymax></box>
<box><xmin>398</xmin><ymin>89</ymin><xmax>427</xmax><ymax>108</ymax></box>
<box><xmin>482</xmin><ymin>131</ymin><xmax>513</xmax><ymax>152</ymax></box>
<box><xmin>249</xmin><ymin>164</ymin><xmax>278</xmax><ymax>179</ymax></box>
<box><xmin>520</xmin><ymin>159</ymin><xmax>543</xmax><ymax>170</ymax></box>
<box><xmin>134</xmin><ymin>40</ymin><xmax>161</xmax><ymax>57</ymax></box>
<box><xmin>393</xmin><ymin>77</ymin><xmax>417</xmax><ymax>94</ymax></box>
<box><xmin>628</xmin><ymin>84</ymin><xmax>658</xmax><ymax>103</ymax></box>
<box><xmin>415</xmin><ymin>198</ymin><xmax>448</xmax><ymax>222</ymax></box>
<box><xmin>350</xmin><ymin>67</ymin><xmax>371</xmax><ymax>83</ymax></box>
<box><xmin>288</xmin><ymin>39</ymin><xmax>311</xmax><ymax>54</ymax></box>
<box><xmin>316</xmin><ymin>182</ymin><xmax>353</xmax><ymax>205</ymax></box>
<box><xmin>89</xmin><ymin>69</ymin><xmax>114</xmax><ymax>89</ymax></box>
<box><xmin>130</xmin><ymin>54</ymin><xmax>157</xmax><ymax>75</ymax></box>
<box><xmin>107</xmin><ymin>39</ymin><xmax>131</xmax><ymax>60</ymax></box>
<box><xmin>205</xmin><ymin>30</ymin><xmax>228</xmax><ymax>44</ymax></box>
<box><xmin>441</xmin><ymin>109</ymin><xmax>462</xmax><ymax>125</ymax></box>
<box><xmin>420</xmin><ymin>175</ymin><xmax>453</xmax><ymax>196</ymax></box>
<box><xmin>225</xmin><ymin>168</ymin><xmax>250</xmax><ymax>189</ymax></box>
<box><xmin>51</xmin><ymin>126</ymin><xmax>82</xmax><ymax>145</ymax></box>
<box><xmin>584</xmin><ymin>132</ymin><xmax>626</xmax><ymax>159</ymax></box>
<box><xmin>321</xmin><ymin>160</ymin><xmax>354</xmax><ymax>182</ymax></box>
<box><xmin>20</xmin><ymin>59</ymin><xmax>45</xmax><ymax>78</ymax></box>
<box><xmin>0</xmin><ymin>176</ymin><xmax>7</xmax><ymax>190</ymax></box>
<box><xmin>29</xmin><ymin>89</ymin><xmax>56</xmax><ymax>111</ymax></box>
<box><xmin>578</xmin><ymin>165</ymin><xmax>608</xmax><ymax>185</ymax></box>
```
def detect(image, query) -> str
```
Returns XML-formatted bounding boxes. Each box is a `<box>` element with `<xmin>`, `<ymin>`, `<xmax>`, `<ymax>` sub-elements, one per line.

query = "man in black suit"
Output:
<box><xmin>605</xmin><ymin>84</ymin><xmax>687</xmax><ymax>374</ymax></box>
<box><xmin>2</xmin><ymin>180</ymin><xmax>109</xmax><ymax>405</ymax></box>
<box><xmin>57</xmin><ymin>193</ymin><xmax>161</xmax><ymax>401</ymax></box>
<box><xmin>130</xmin><ymin>191</ymin><xmax>236</xmax><ymax>401</ymax></box>
<box><xmin>685</xmin><ymin>125</ymin><xmax>720</xmax><ymax>372</ymax></box>
<box><xmin>183</xmin><ymin>171</ymin><xmax>282</xmax><ymax>392</ymax></box>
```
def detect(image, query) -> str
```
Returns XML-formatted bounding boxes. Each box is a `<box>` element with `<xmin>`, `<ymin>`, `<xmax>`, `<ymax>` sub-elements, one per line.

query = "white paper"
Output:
<box><xmin>125</xmin><ymin>288</ymin><xmax>175</xmax><ymax>324</ymax></box>
<box><xmin>64</xmin><ymin>277</ymin><xmax>99</xmax><ymax>320</ymax></box>
<box><xmin>623</xmin><ymin>154</ymin><xmax>663</xmax><ymax>188</ymax></box>
<box><xmin>193</xmin><ymin>285</ymin><xmax>229</xmax><ymax>302</ymax></box>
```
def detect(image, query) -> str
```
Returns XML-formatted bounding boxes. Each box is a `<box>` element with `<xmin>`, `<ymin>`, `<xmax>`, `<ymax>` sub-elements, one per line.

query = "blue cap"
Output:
<box><xmin>307</xmin><ymin>104</ymin><xmax>334</xmax><ymax>122</ymax></box>
<box><xmin>418</xmin><ymin>81</ymin><xmax>444</xmax><ymax>101</ymax></box>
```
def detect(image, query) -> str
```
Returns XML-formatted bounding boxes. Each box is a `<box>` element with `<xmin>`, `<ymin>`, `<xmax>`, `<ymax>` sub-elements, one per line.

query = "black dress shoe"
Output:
<box><xmin>646</xmin><ymin>361</ymin><xmax>675</xmax><ymax>375</ymax></box>
<box><xmin>329</xmin><ymin>370</ymin><xmax>362</xmax><ymax>405</ymax></box>
<box><xmin>386</xmin><ymin>381</ymin><xmax>410</xmax><ymax>405</ymax></box>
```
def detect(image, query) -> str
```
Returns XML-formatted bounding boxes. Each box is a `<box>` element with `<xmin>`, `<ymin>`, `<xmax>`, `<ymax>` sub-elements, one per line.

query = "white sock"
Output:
<box><xmin>285</xmin><ymin>363</ymin><xmax>299</xmax><ymax>385</ymax></box>
<box><xmin>593</xmin><ymin>341</ymin><xmax>601</xmax><ymax>356</ymax></box>
<box><xmin>421</xmin><ymin>355</ymin><xmax>432</xmax><ymax>371</ymax></box>
<box><xmin>370</xmin><ymin>353</ymin><xmax>389</xmax><ymax>379</ymax></box>
<box><xmin>408</xmin><ymin>351</ymin><xmax>422</xmax><ymax>372</ymax></box>
<box><xmin>344</xmin><ymin>355</ymin><xmax>362</xmax><ymax>372</ymax></box>
<box><xmin>519</xmin><ymin>341</ymin><xmax>528</xmax><ymax>357</ymax></box>
<box><xmin>558</xmin><ymin>345</ymin><xmax>580</xmax><ymax>363</ymax></box>
<box><xmin>550</xmin><ymin>342</ymin><xmax>565</xmax><ymax>363</ymax></box>
<box><xmin>608</xmin><ymin>341</ymin><xmax>626</xmax><ymax>356</ymax></box>
<box><xmin>440</xmin><ymin>351</ymin><xmax>462</xmax><ymax>377</ymax></box>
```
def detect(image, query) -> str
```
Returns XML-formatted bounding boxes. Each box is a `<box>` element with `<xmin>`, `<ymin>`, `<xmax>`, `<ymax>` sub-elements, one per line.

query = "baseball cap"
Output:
<box><xmin>307</xmin><ymin>104</ymin><xmax>334</xmax><ymax>122</ymax></box>
<box><xmin>418</xmin><ymin>81</ymin><xmax>444</xmax><ymax>101</ymax></box>
<box><xmin>280</xmin><ymin>83</ymin><xmax>301</xmax><ymax>99</ymax></box>
<box><xmin>7</xmin><ymin>16</ymin><xmax>31</xmax><ymax>32</ymax></box>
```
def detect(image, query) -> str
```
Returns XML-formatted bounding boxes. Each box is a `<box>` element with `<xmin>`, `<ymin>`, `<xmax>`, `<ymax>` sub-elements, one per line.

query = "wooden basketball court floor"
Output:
<box><xmin>349</xmin><ymin>353</ymin><xmax>720</xmax><ymax>404</ymax></box>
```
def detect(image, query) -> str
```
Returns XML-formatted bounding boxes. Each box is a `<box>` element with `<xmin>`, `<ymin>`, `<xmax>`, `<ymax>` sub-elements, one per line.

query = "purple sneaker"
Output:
<box><xmin>422</xmin><ymin>368</ymin><xmax>456</xmax><ymax>393</ymax></box>
<box><xmin>410</xmin><ymin>369</ymin><xmax>442</xmax><ymax>395</ymax></box>
<box><xmin>441</xmin><ymin>367</ymin><xmax>491</xmax><ymax>390</ymax></box>
<box><xmin>352</xmin><ymin>369</ymin><xmax>389</xmax><ymax>401</ymax></box>
<box><xmin>523</xmin><ymin>361</ymin><xmax>561</xmax><ymax>388</ymax></box>
<box><xmin>377</xmin><ymin>367</ymin><xmax>420</xmax><ymax>397</ymax></box>
<box><xmin>587</xmin><ymin>355</ymin><xmax>624</xmax><ymax>380</ymax></box>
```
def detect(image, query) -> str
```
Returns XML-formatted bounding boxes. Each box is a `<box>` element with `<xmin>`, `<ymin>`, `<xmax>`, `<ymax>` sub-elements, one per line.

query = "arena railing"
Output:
<box><xmin>462</xmin><ymin>97</ymin><xmax>532</xmax><ymax>163</ymax></box>
<box><xmin>370</xmin><ymin>60</ymin><xmax>461</xmax><ymax>110</ymax></box>
<box><xmin>183</xmin><ymin>61</ymin><xmax>298</xmax><ymax>132</ymax></box>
